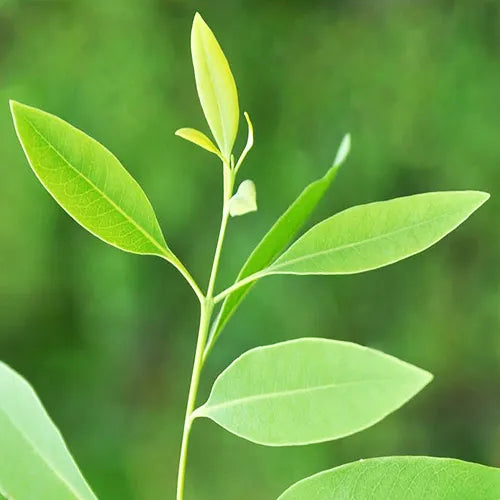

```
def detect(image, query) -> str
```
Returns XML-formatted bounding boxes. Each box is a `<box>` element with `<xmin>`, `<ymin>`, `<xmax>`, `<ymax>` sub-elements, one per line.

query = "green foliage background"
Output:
<box><xmin>0</xmin><ymin>0</ymin><xmax>498</xmax><ymax>498</ymax></box>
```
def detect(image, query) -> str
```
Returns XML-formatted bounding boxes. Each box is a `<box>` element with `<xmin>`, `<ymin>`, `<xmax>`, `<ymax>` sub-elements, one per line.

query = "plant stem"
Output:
<box><xmin>212</xmin><ymin>270</ymin><xmax>265</xmax><ymax>303</ymax></box>
<box><xmin>176</xmin><ymin>299</ymin><xmax>212</xmax><ymax>500</ymax></box>
<box><xmin>175</xmin><ymin>161</ymin><xmax>234</xmax><ymax>500</ymax></box>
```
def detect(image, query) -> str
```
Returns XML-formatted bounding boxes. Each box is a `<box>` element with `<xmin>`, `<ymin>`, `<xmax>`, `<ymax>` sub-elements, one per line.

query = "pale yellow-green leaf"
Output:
<box><xmin>234</xmin><ymin>112</ymin><xmax>254</xmax><ymax>172</ymax></box>
<box><xmin>191</xmin><ymin>12</ymin><xmax>239</xmax><ymax>160</ymax></box>
<box><xmin>228</xmin><ymin>180</ymin><xmax>257</xmax><ymax>217</ymax></box>
<box><xmin>175</xmin><ymin>127</ymin><xmax>223</xmax><ymax>159</ymax></box>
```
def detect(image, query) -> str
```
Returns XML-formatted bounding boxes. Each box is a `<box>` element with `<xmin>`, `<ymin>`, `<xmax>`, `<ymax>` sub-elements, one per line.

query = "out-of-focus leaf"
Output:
<box><xmin>0</xmin><ymin>361</ymin><xmax>96</xmax><ymax>499</ymax></box>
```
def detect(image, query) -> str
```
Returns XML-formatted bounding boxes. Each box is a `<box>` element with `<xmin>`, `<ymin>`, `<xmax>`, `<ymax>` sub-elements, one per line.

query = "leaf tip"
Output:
<box><xmin>333</xmin><ymin>132</ymin><xmax>351</xmax><ymax>168</ymax></box>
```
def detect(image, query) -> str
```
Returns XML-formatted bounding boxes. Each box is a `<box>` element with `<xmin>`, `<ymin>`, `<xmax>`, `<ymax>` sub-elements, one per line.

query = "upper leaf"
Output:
<box><xmin>191</xmin><ymin>13</ymin><xmax>239</xmax><ymax>161</ymax></box>
<box><xmin>0</xmin><ymin>361</ymin><xmax>96</xmax><ymax>499</ymax></box>
<box><xmin>207</xmin><ymin>134</ymin><xmax>350</xmax><ymax>352</ymax></box>
<box><xmin>175</xmin><ymin>127</ymin><xmax>223</xmax><ymax>159</ymax></box>
<box><xmin>266</xmin><ymin>191</ymin><xmax>489</xmax><ymax>275</ymax></box>
<box><xmin>278</xmin><ymin>456</ymin><xmax>500</xmax><ymax>500</ymax></box>
<box><xmin>11</xmin><ymin>101</ymin><xmax>172</xmax><ymax>259</ymax></box>
<box><xmin>195</xmin><ymin>338</ymin><xmax>432</xmax><ymax>446</ymax></box>
<box><xmin>228</xmin><ymin>180</ymin><xmax>258</xmax><ymax>217</ymax></box>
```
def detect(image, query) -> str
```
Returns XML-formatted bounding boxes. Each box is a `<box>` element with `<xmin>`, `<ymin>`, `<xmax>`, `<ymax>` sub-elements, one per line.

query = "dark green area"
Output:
<box><xmin>0</xmin><ymin>1</ymin><xmax>498</xmax><ymax>498</ymax></box>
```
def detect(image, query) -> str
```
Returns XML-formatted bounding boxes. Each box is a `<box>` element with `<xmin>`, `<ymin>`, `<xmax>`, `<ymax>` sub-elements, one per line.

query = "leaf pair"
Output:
<box><xmin>176</xmin><ymin>13</ymin><xmax>240</xmax><ymax>164</ymax></box>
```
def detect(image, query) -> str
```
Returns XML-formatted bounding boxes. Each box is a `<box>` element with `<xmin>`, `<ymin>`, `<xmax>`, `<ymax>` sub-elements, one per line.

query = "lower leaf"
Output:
<box><xmin>194</xmin><ymin>338</ymin><xmax>432</xmax><ymax>446</ymax></box>
<box><xmin>277</xmin><ymin>456</ymin><xmax>500</xmax><ymax>500</ymax></box>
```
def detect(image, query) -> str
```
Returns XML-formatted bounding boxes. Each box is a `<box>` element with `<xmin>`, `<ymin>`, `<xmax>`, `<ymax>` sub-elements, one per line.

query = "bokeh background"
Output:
<box><xmin>1</xmin><ymin>0</ymin><xmax>499</xmax><ymax>498</ymax></box>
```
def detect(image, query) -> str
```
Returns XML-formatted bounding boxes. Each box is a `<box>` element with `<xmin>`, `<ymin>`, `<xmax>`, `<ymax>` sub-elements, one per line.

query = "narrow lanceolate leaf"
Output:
<box><xmin>278</xmin><ymin>456</ymin><xmax>500</xmax><ymax>500</ymax></box>
<box><xmin>175</xmin><ymin>127</ymin><xmax>223</xmax><ymax>159</ymax></box>
<box><xmin>266</xmin><ymin>191</ymin><xmax>489</xmax><ymax>275</ymax></box>
<box><xmin>194</xmin><ymin>338</ymin><xmax>432</xmax><ymax>446</ymax></box>
<box><xmin>191</xmin><ymin>12</ymin><xmax>239</xmax><ymax>160</ymax></box>
<box><xmin>11</xmin><ymin>101</ymin><xmax>172</xmax><ymax>259</ymax></box>
<box><xmin>234</xmin><ymin>112</ymin><xmax>254</xmax><ymax>171</ymax></box>
<box><xmin>0</xmin><ymin>362</ymin><xmax>96</xmax><ymax>499</ymax></box>
<box><xmin>207</xmin><ymin>134</ymin><xmax>350</xmax><ymax>352</ymax></box>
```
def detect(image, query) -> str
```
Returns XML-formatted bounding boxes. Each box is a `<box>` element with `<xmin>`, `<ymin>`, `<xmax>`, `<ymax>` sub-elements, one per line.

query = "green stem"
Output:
<box><xmin>175</xmin><ymin>161</ymin><xmax>234</xmax><ymax>500</ymax></box>
<box><xmin>212</xmin><ymin>270</ymin><xmax>265</xmax><ymax>304</ymax></box>
<box><xmin>176</xmin><ymin>299</ymin><xmax>212</xmax><ymax>500</ymax></box>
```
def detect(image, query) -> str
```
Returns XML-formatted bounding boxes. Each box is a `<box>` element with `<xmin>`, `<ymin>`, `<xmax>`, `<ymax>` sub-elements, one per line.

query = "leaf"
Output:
<box><xmin>228</xmin><ymin>180</ymin><xmax>257</xmax><ymax>217</ymax></box>
<box><xmin>207</xmin><ymin>134</ymin><xmax>351</xmax><ymax>353</ymax></box>
<box><xmin>191</xmin><ymin>12</ymin><xmax>239</xmax><ymax>161</ymax></box>
<box><xmin>175</xmin><ymin>127</ymin><xmax>223</xmax><ymax>159</ymax></box>
<box><xmin>194</xmin><ymin>338</ymin><xmax>432</xmax><ymax>446</ymax></box>
<box><xmin>266</xmin><ymin>191</ymin><xmax>489</xmax><ymax>275</ymax></box>
<box><xmin>11</xmin><ymin>100</ymin><xmax>172</xmax><ymax>260</ymax></box>
<box><xmin>234</xmin><ymin>112</ymin><xmax>254</xmax><ymax>171</ymax></box>
<box><xmin>0</xmin><ymin>361</ymin><xmax>96</xmax><ymax>499</ymax></box>
<box><xmin>277</xmin><ymin>456</ymin><xmax>500</xmax><ymax>500</ymax></box>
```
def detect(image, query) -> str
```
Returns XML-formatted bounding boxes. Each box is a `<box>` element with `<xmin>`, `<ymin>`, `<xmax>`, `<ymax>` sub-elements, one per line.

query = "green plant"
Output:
<box><xmin>2</xmin><ymin>11</ymin><xmax>499</xmax><ymax>500</ymax></box>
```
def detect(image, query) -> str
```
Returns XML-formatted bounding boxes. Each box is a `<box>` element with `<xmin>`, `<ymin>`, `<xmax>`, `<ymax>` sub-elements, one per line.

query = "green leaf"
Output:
<box><xmin>175</xmin><ymin>127</ymin><xmax>223</xmax><ymax>159</ymax></box>
<box><xmin>0</xmin><ymin>361</ymin><xmax>96</xmax><ymax>499</ymax></box>
<box><xmin>234</xmin><ymin>111</ymin><xmax>254</xmax><ymax>172</ymax></box>
<box><xmin>266</xmin><ymin>191</ymin><xmax>489</xmax><ymax>275</ymax></box>
<box><xmin>194</xmin><ymin>338</ymin><xmax>432</xmax><ymax>446</ymax></box>
<box><xmin>207</xmin><ymin>134</ymin><xmax>350</xmax><ymax>353</ymax></box>
<box><xmin>191</xmin><ymin>12</ymin><xmax>239</xmax><ymax>161</ymax></box>
<box><xmin>11</xmin><ymin>100</ymin><xmax>172</xmax><ymax>260</ymax></box>
<box><xmin>228</xmin><ymin>179</ymin><xmax>257</xmax><ymax>217</ymax></box>
<box><xmin>277</xmin><ymin>456</ymin><xmax>500</xmax><ymax>500</ymax></box>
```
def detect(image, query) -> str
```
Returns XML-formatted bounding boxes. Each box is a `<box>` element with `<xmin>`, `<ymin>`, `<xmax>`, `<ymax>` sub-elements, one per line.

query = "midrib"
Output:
<box><xmin>203</xmin><ymin>377</ymin><xmax>396</xmax><ymax>413</ymax></box>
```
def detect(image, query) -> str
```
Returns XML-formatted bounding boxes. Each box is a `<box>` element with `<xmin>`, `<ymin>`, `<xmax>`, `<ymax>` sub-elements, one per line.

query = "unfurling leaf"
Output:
<box><xmin>278</xmin><ymin>456</ymin><xmax>500</xmax><ymax>500</ymax></box>
<box><xmin>266</xmin><ymin>191</ymin><xmax>489</xmax><ymax>276</ymax></box>
<box><xmin>228</xmin><ymin>180</ymin><xmax>257</xmax><ymax>217</ymax></box>
<box><xmin>175</xmin><ymin>127</ymin><xmax>223</xmax><ymax>159</ymax></box>
<box><xmin>0</xmin><ymin>361</ymin><xmax>96</xmax><ymax>499</ymax></box>
<box><xmin>234</xmin><ymin>112</ymin><xmax>254</xmax><ymax>171</ymax></box>
<box><xmin>194</xmin><ymin>338</ymin><xmax>432</xmax><ymax>446</ymax></box>
<box><xmin>11</xmin><ymin>101</ymin><xmax>173</xmax><ymax>260</ymax></box>
<box><xmin>207</xmin><ymin>134</ymin><xmax>351</xmax><ymax>352</ymax></box>
<box><xmin>191</xmin><ymin>13</ymin><xmax>239</xmax><ymax>161</ymax></box>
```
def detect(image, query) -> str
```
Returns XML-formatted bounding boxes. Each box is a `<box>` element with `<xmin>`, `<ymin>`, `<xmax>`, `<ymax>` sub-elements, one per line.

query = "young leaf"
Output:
<box><xmin>194</xmin><ymin>338</ymin><xmax>432</xmax><ymax>446</ymax></box>
<box><xmin>191</xmin><ymin>12</ymin><xmax>239</xmax><ymax>161</ymax></box>
<box><xmin>278</xmin><ymin>456</ymin><xmax>500</xmax><ymax>500</ymax></box>
<box><xmin>206</xmin><ymin>134</ymin><xmax>351</xmax><ymax>354</ymax></box>
<box><xmin>0</xmin><ymin>361</ymin><xmax>96</xmax><ymax>499</ymax></box>
<box><xmin>234</xmin><ymin>112</ymin><xmax>254</xmax><ymax>172</ymax></box>
<box><xmin>175</xmin><ymin>127</ymin><xmax>223</xmax><ymax>159</ymax></box>
<box><xmin>228</xmin><ymin>179</ymin><xmax>257</xmax><ymax>217</ymax></box>
<box><xmin>11</xmin><ymin>101</ymin><xmax>173</xmax><ymax>260</ymax></box>
<box><xmin>266</xmin><ymin>191</ymin><xmax>489</xmax><ymax>275</ymax></box>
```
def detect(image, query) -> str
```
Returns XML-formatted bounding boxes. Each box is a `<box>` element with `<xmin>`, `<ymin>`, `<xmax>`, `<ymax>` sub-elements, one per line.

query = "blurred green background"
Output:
<box><xmin>1</xmin><ymin>0</ymin><xmax>499</xmax><ymax>498</ymax></box>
